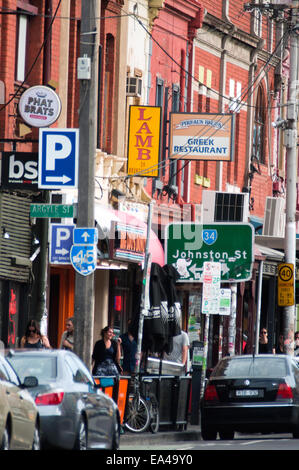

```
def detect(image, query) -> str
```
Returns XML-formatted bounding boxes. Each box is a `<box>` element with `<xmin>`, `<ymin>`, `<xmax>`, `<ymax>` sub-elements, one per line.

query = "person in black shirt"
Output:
<box><xmin>259</xmin><ymin>328</ymin><xmax>271</xmax><ymax>353</ymax></box>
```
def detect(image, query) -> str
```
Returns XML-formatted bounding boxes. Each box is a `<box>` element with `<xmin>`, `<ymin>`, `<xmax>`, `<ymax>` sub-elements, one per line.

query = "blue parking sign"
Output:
<box><xmin>38</xmin><ymin>128</ymin><xmax>79</xmax><ymax>189</ymax></box>
<box><xmin>50</xmin><ymin>224</ymin><xmax>74</xmax><ymax>264</ymax></box>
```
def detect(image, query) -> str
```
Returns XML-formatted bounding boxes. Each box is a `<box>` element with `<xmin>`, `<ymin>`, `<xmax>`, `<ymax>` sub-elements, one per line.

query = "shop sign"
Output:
<box><xmin>110</xmin><ymin>221</ymin><xmax>146</xmax><ymax>263</ymax></box>
<box><xmin>169</xmin><ymin>112</ymin><xmax>235</xmax><ymax>161</ymax></box>
<box><xmin>1</xmin><ymin>152</ymin><xmax>38</xmax><ymax>189</ymax></box>
<box><xmin>18</xmin><ymin>85</ymin><xmax>61</xmax><ymax>128</ymax></box>
<box><xmin>127</xmin><ymin>105</ymin><xmax>161</xmax><ymax>177</ymax></box>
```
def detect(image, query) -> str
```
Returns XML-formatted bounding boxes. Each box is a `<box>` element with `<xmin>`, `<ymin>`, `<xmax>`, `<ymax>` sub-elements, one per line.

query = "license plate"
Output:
<box><xmin>236</xmin><ymin>389</ymin><xmax>259</xmax><ymax>397</ymax></box>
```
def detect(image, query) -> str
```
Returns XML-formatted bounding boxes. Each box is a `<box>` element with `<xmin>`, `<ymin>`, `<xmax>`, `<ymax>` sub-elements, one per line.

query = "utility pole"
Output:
<box><xmin>73</xmin><ymin>0</ymin><xmax>99</xmax><ymax>367</ymax></box>
<box><xmin>244</xmin><ymin>1</ymin><xmax>298</xmax><ymax>355</ymax></box>
<box><xmin>283</xmin><ymin>1</ymin><xmax>298</xmax><ymax>355</ymax></box>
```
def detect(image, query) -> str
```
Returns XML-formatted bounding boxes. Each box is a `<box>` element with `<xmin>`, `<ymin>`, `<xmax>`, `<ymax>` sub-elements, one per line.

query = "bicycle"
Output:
<box><xmin>123</xmin><ymin>375</ymin><xmax>159</xmax><ymax>433</ymax></box>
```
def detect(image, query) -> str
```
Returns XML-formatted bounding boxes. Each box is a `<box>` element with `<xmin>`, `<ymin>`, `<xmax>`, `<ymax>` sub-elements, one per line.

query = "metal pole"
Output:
<box><xmin>73</xmin><ymin>0</ymin><xmax>99</xmax><ymax>367</ymax></box>
<box><xmin>200</xmin><ymin>313</ymin><xmax>209</xmax><ymax>398</ymax></box>
<box><xmin>228</xmin><ymin>285</ymin><xmax>237</xmax><ymax>356</ymax></box>
<box><xmin>255</xmin><ymin>260</ymin><xmax>263</xmax><ymax>354</ymax></box>
<box><xmin>283</xmin><ymin>3</ymin><xmax>298</xmax><ymax>355</ymax></box>
<box><xmin>135</xmin><ymin>202</ymin><xmax>154</xmax><ymax>375</ymax></box>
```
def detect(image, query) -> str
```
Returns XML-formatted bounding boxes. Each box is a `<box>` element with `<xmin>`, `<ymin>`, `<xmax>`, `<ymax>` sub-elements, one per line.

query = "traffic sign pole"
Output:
<box><xmin>73</xmin><ymin>0</ymin><xmax>99</xmax><ymax>368</ymax></box>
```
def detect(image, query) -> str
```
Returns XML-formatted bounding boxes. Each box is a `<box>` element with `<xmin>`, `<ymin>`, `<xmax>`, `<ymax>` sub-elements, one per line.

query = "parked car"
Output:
<box><xmin>6</xmin><ymin>349</ymin><xmax>120</xmax><ymax>450</ymax></box>
<box><xmin>0</xmin><ymin>353</ymin><xmax>40</xmax><ymax>450</ymax></box>
<box><xmin>201</xmin><ymin>354</ymin><xmax>299</xmax><ymax>440</ymax></box>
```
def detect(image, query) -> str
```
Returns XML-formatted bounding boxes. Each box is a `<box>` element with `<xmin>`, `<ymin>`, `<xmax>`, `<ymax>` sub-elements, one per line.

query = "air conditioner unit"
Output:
<box><xmin>262</xmin><ymin>197</ymin><xmax>285</xmax><ymax>237</ymax></box>
<box><xmin>202</xmin><ymin>190</ymin><xmax>249</xmax><ymax>223</ymax></box>
<box><xmin>126</xmin><ymin>77</ymin><xmax>142</xmax><ymax>97</ymax></box>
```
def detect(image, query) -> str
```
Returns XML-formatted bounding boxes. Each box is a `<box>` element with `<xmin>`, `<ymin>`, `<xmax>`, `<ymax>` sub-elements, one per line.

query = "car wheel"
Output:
<box><xmin>219</xmin><ymin>429</ymin><xmax>234</xmax><ymax>440</ymax></box>
<box><xmin>74</xmin><ymin>416</ymin><xmax>87</xmax><ymax>450</ymax></box>
<box><xmin>201</xmin><ymin>422</ymin><xmax>217</xmax><ymax>440</ymax></box>
<box><xmin>32</xmin><ymin>422</ymin><xmax>41</xmax><ymax>450</ymax></box>
<box><xmin>1</xmin><ymin>425</ymin><xmax>10</xmax><ymax>450</ymax></box>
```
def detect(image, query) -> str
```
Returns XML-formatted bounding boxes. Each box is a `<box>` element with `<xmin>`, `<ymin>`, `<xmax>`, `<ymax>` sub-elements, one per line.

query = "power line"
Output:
<box><xmin>0</xmin><ymin>0</ymin><xmax>62</xmax><ymax>113</ymax></box>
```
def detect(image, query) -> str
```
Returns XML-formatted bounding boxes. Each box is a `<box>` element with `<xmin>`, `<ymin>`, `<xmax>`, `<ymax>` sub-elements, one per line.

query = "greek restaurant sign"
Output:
<box><xmin>165</xmin><ymin>223</ymin><xmax>254</xmax><ymax>282</ymax></box>
<box><xmin>169</xmin><ymin>112</ymin><xmax>235</xmax><ymax>161</ymax></box>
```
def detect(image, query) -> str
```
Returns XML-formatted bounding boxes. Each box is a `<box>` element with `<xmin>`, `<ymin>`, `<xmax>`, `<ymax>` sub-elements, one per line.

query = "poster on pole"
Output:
<box><xmin>202</xmin><ymin>262</ymin><xmax>221</xmax><ymax>314</ymax></box>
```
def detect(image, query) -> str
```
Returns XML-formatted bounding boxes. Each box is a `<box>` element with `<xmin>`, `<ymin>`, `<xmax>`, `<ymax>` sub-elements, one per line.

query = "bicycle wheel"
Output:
<box><xmin>124</xmin><ymin>394</ymin><xmax>150</xmax><ymax>433</ymax></box>
<box><xmin>149</xmin><ymin>395</ymin><xmax>159</xmax><ymax>434</ymax></box>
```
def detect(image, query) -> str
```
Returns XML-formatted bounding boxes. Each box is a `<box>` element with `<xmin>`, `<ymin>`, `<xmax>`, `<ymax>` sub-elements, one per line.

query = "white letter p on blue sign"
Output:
<box><xmin>38</xmin><ymin>128</ymin><xmax>79</xmax><ymax>189</ymax></box>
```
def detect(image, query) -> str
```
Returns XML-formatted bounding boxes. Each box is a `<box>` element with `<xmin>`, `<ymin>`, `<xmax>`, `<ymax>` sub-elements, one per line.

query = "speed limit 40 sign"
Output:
<box><xmin>278</xmin><ymin>263</ymin><xmax>294</xmax><ymax>307</ymax></box>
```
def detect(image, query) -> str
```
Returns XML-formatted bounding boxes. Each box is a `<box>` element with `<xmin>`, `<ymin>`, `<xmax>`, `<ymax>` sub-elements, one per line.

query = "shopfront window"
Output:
<box><xmin>109</xmin><ymin>270</ymin><xmax>132</xmax><ymax>337</ymax></box>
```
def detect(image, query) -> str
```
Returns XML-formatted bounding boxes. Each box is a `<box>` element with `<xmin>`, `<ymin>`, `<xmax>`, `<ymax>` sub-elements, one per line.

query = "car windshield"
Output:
<box><xmin>212</xmin><ymin>357</ymin><xmax>287</xmax><ymax>378</ymax></box>
<box><xmin>7</xmin><ymin>355</ymin><xmax>57</xmax><ymax>383</ymax></box>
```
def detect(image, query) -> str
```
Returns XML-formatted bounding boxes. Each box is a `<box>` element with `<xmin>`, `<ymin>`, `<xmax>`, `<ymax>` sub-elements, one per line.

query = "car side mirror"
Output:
<box><xmin>23</xmin><ymin>376</ymin><xmax>38</xmax><ymax>388</ymax></box>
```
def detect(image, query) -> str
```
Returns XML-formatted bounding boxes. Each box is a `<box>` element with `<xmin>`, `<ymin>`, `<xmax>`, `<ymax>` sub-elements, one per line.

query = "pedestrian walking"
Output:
<box><xmin>92</xmin><ymin>326</ymin><xmax>122</xmax><ymax>376</ymax></box>
<box><xmin>164</xmin><ymin>330</ymin><xmax>190</xmax><ymax>368</ymax></box>
<box><xmin>258</xmin><ymin>328</ymin><xmax>271</xmax><ymax>354</ymax></box>
<box><xmin>119</xmin><ymin>321</ymin><xmax>137</xmax><ymax>376</ymax></box>
<box><xmin>60</xmin><ymin>317</ymin><xmax>74</xmax><ymax>351</ymax></box>
<box><xmin>20</xmin><ymin>319</ymin><xmax>51</xmax><ymax>349</ymax></box>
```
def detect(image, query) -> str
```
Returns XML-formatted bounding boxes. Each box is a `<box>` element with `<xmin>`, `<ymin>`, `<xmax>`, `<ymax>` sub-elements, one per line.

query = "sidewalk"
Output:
<box><xmin>120</xmin><ymin>423</ymin><xmax>201</xmax><ymax>445</ymax></box>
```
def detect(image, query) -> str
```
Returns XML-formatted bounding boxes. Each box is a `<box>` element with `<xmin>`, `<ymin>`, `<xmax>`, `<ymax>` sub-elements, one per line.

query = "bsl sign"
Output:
<box><xmin>1</xmin><ymin>152</ymin><xmax>38</xmax><ymax>189</ymax></box>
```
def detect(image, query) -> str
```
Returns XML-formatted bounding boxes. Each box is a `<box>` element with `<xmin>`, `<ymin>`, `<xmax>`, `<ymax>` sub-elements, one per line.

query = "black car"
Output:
<box><xmin>201</xmin><ymin>354</ymin><xmax>299</xmax><ymax>440</ymax></box>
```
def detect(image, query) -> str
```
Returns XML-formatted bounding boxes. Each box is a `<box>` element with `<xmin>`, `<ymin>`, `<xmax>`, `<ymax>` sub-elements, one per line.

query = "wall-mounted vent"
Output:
<box><xmin>262</xmin><ymin>197</ymin><xmax>285</xmax><ymax>237</ymax></box>
<box><xmin>126</xmin><ymin>77</ymin><xmax>142</xmax><ymax>97</ymax></box>
<box><xmin>202</xmin><ymin>190</ymin><xmax>249</xmax><ymax>223</ymax></box>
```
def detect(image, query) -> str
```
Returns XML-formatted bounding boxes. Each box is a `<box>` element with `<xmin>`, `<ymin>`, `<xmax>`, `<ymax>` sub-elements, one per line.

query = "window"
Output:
<box><xmin>253</xmin><ymin>85</ymin><xmax>266</xmax><ymax>164</ymax></box>
<box><xmin>65</xmin><ymin>354</ymin><xmax>93</xmax><ymax>385</ymax></box>
<box><xmin>16</xmin><ymin>13</ymin><xmax>28</xmax><ymax>82</ymax></box>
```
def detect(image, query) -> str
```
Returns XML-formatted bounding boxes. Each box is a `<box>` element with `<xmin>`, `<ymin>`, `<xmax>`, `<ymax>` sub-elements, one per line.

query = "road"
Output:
<box><xmin>120</xmin><ymin>433</ymin><xmax>299</xmax><ymax>451</ymax></box>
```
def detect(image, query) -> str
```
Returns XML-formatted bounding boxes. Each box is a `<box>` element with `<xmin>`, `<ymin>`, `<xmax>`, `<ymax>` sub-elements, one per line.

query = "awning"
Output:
<box><xmin>94</xmin><ymin>204</ymin><xmax>165</xmax><ymax>266</ymax></box>
<box><xmin>255</xmin><ymin>243</ymin><xmax>284</xmax><ymax>262</ymax></box>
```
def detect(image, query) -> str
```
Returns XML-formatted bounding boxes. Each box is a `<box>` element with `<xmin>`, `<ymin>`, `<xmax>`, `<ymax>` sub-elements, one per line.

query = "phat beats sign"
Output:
<box><xmin>1</xmin><ymin>152</ymin><xmax>38</xmax><ymax>189</ymax></box>
<box><xmin>18</xmin><ymin>85</ymin><xmax>61</xmax><ymax>128</ymax></box>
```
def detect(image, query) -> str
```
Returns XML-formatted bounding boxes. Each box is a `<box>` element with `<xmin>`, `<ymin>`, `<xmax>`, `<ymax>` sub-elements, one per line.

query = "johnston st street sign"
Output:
<box><xmin>165</xmin><ymin>222</ymin><xmax>254</xmax><ymax>282</ymax></box>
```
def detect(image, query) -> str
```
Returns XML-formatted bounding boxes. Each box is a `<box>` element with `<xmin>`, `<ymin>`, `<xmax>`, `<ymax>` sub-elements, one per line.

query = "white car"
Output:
<box><xmin>0</xmin><ymin>354</ymin><xmax>40</xmax><ymax>450</ymax></box>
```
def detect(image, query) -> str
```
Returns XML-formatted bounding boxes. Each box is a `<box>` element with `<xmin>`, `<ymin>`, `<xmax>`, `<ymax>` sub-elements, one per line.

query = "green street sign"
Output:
<box><xmin>30</xmin><ymin>204</ymin><xmax>74</xmax><ymax>218</ymax></box>
<box><xmin>165</xmin><ymin>223</ymin><xmax>254</xmax><ymax>282</ymax></box>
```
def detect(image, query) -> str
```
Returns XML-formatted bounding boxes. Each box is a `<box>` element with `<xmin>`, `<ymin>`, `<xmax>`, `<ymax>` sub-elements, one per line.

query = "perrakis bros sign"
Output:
<box><xmin>165</xmin><ymin>223</ymin><xmax>254</xmax><ymax>282</ymax></box>
<box><xmin>169</xmin><ymin>112</ymin><xmax>235</xmax><ymax>161</ymax></box>
<box><xmin>127</xmin><ymin>106</ymin><xmax>161</xmax><ymax>177</ymax></box>
<box><xmin>18</xmin><ymin>85</ymin><xmax>62</xmax><ymax>128</ymax></box>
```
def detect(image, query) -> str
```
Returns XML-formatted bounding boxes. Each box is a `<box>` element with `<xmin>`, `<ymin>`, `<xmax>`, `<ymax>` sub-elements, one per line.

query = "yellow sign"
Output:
<box><xmin>169</xmin><ymin>112</ymin><xmax>235</xmax><ymax>161</ymax></box>
<box><xmin>278</xmin><ymin>263</ymin><xmax>294</xmax><ymax>306</ymax></box>
<box><xmin>127</xmin><ymin>106</ymin><xmax>161</xmax><ymax>177</ymax></box>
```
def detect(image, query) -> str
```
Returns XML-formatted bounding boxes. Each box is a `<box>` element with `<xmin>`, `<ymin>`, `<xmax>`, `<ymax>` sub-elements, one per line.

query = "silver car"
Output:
<box><xmin>6</xmin><ymin>350</ymin><xmax>120</xmax><ymax>450</ymax></box>
<box><xmin>0</xmin><ymin>354</ymin><xmax>40</xmax><ymax>450</ymax></box>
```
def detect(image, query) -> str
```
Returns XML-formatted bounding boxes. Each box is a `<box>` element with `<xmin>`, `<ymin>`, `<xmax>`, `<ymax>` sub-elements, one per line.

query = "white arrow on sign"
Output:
<box><xmin>55</xmin><ymin>248</ymin><xmax>69</xmax><ymax>255</ymax></box>
<box><xmin>45</xmin><ymin>175</ymin><xmax>72</xmax><ymax>184</ymax></box>
<box><xmin>82</xmin><ymin>231</ymin><xmax>90</xmax><ymax>242</ymax></box>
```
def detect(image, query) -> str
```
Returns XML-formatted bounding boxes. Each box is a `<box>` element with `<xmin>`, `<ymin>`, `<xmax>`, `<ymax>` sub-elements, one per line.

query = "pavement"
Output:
<box><xmin>120</xmin><ymin>423</ymin><xmax>201</xmax><ymax>445</ymax></box>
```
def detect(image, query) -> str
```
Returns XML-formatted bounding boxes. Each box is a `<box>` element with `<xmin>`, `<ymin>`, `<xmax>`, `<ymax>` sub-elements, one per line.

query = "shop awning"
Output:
<box><xmin>255</xmin><ymin>243</ymin><xmax>284</xmax><ymax>262</ymax></box>
<box><xmin>94</xmin><ymin>204</ymin><xmax>165</xmax><ymax>266</ymax></box>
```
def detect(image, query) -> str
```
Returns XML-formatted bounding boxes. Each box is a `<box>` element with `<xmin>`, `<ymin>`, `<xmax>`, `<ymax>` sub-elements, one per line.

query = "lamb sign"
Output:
<box><xmin>165</xmin><ymin>222</ymin><xmax>254</xmax><ymax>283</ymax></box>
